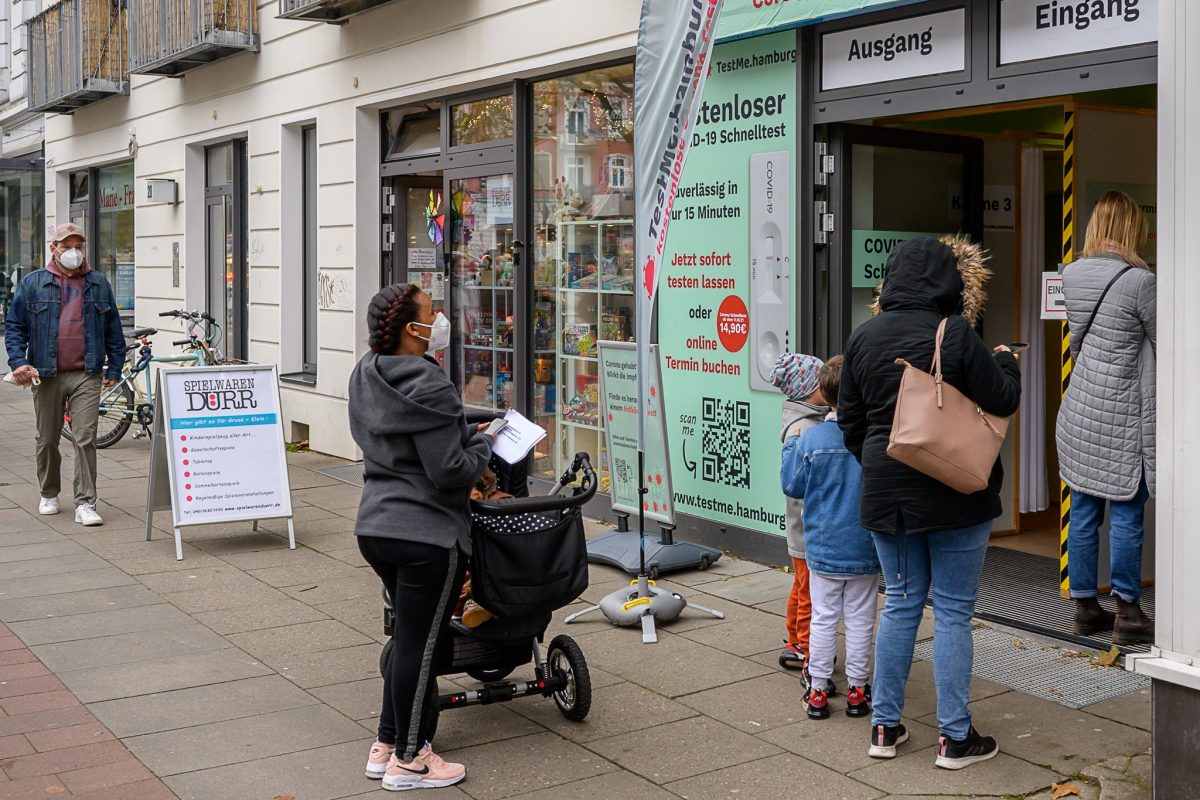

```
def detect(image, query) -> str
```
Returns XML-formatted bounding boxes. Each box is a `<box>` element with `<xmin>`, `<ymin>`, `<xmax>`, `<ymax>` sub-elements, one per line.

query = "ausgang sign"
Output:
<box><xmin>821</xmin><ymin>8</ymin><xmax>967</xmax><ymax>91</ymax></box>
<box><xmin>999</xmin><ymin>0</ymin><xmax>1156</xmax><ymax>65</ymax></box>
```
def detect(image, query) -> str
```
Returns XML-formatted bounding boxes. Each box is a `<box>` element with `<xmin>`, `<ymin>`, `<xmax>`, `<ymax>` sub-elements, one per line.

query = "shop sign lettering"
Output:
<box><xmin>821</xmin><ymin>9</ymin><xmax>966</xmax><ymax>91</ymax></box>
<box><xmin>1041</xmin><ymin>272</ymin><xmax>1067</xmax><ymax>320</ymax></box>
<box><xmin>850</xmin><ymin>229</ymin><xmax>938</xmax><ymax>289</ymax></box>
<box><xmin>999</xmin><ymin>0</ymin><xmax>1156</xmax><ymax>65</ymax></box>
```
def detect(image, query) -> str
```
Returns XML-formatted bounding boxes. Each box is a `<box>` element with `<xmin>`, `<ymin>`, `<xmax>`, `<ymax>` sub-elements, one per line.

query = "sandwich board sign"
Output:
<box><xmin>145</xmin><ymin>364</ymin><xmax>295</xmax><ymax>560</ymax></box>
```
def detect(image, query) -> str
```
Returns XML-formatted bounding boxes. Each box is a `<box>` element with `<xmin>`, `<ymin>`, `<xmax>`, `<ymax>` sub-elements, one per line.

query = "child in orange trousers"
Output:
<box><xmin>770</xmin><ymin>353</ymin><xmax>829</xmax><ymax>674</ymax></box>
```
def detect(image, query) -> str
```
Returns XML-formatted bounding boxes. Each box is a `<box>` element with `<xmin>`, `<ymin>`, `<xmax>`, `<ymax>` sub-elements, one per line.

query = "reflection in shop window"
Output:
<box><xmin>532</xmin><ymin>63</ymin><xmax>635</xmax><ymax>492</ymax></box>
<box><xmin>0</xmin><ymin>167</ymin><xmax>44</xmax><ymax>326</ymax></box>
<box><xmin>450</xmin><ymin>95</ymin><xmax>514</xmax><ymax>147</ymax></box>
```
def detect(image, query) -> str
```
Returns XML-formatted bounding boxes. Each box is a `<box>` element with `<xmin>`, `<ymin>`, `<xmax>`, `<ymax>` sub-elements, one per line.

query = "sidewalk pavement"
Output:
<box><xmin>0</xmin><ymin>386</ymin><xmax>1151</xmax><ymax>800</ymax></box>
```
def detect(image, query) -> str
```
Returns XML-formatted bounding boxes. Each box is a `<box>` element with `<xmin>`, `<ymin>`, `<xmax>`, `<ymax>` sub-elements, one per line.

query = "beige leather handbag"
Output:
<box><xmin>887</xmin><ymin>319</ymin><xmax>1009</xmax><ymax>494</ymax></box>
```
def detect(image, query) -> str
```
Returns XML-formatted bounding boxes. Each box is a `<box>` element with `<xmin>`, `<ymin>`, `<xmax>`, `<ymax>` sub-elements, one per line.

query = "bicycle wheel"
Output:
<box><xmin>62</xmin><ymin>383</ymin><xmax>134</xmax><ymax>449</ymax></box>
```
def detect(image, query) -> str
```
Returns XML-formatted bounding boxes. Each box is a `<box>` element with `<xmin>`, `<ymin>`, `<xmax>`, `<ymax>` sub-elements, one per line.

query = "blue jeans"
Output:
<box><xmin>871</xmin><ymin>521</ymin><xmax>992</xmax><ymax>741</ymax></box>
<box><xmin>1067</xmin><ymin>480</ymin><xmax>1148</xmax><ymax>604</ymax></box>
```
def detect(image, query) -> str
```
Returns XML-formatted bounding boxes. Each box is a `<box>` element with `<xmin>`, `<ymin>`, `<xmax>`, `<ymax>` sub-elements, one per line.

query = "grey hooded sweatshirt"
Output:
<box><xmin>781</xmin><ymin>399</ymin><xmax>829</xmax><ymax>559</ymax></box>
<box><xmin>349</xmin><ymin>352</ymin><xmax>493</xmax><ymax>553</ymax></box>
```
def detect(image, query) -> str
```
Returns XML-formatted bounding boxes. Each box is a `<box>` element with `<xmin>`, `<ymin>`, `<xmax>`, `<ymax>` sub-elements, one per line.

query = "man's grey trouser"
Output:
<box><xmin>31</xmin><ymin>371</ymin><xmax>102</xmax><ymax>506</ymax></box>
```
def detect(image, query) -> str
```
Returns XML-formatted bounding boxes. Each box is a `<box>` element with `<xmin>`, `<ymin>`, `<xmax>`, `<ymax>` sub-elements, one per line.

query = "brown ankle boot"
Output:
<box><xmin>1113</xmin><ymin>598</ymin><xmax>1154</xmax><ymax>645</ymax></box>
<box><xmin>1072</xmin><ymin>597</ymin><xmax>1115</xmax><ymax>636</ymax></box>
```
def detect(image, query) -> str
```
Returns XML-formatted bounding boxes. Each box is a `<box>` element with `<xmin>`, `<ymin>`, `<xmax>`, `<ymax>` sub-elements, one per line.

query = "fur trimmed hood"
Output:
<box><xmin>870</xmin><ymin>234</ymin><xmax>991</xmax><ymax>326</ymax></box>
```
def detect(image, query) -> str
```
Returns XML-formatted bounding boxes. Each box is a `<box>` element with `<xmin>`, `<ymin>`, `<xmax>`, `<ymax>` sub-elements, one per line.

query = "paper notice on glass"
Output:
<box><xmin>491</xmin><ymin>409</ymin><xmax>547</xmax><ymax>465</ymax></box>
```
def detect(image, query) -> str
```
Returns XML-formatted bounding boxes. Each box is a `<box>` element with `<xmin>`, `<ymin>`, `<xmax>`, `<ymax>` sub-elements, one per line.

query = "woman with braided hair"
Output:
<box><xmin>349</xmin><ymin>283</ymin><xmax>495</xmax><ymax>791</ymax></box>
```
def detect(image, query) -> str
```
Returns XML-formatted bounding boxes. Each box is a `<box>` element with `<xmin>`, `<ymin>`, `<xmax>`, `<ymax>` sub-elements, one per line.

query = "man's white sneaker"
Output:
<box><xmin>74</xmin><ymin>503</ymin><xmax>103</xmax><ymax>527</ymax></box>
<box><xmin>38</xmin><ymin>497</ymin><xmax>60</xmax><ymax>515</ymax></box>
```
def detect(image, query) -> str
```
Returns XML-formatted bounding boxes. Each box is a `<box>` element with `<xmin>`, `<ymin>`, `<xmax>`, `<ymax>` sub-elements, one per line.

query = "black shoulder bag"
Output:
<box><xmin>1077</xmin><ymin>265</ymin><xmax>1133</xmax><ymax>349</ymax></box>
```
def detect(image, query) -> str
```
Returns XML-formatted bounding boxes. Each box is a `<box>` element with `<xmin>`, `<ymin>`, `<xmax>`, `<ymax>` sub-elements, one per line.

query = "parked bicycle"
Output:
<box><xmin>61</xmin><ymin>309</ymin><xmax>230</xmax><ymax>448</ymax></box>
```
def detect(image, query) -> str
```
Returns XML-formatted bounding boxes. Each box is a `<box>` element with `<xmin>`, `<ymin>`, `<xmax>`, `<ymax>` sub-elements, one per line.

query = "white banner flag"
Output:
<box><xmin>634</xmin><ymin>0</ymin><xmax>725</xmax><ymax>450</ymax></box>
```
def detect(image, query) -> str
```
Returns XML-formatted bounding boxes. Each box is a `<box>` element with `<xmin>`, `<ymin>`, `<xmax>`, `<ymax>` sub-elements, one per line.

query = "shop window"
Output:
<box><xmin>383</xmin><ymin>101</ymin><xmax>442</xmax><ymax>160</ymax></box>
<box><xmin>205</xmin><ymin>141</ymin><xmax>249</xmax><ymax>362</ymax></box>
<box><xmin>0</xmin><ymin>165</ymin><xmax>44</xmax><ymax>326</ymax></box>
<box><xmin>302</xmin><ymin>125</ymin><xmax>318</xmax><ymax>376</ymax></box>
<box><xmin>66</xmin><ymin>163</ymin><xmax>134</xmax><ymax>328</ymax></box>
<box><xmin>531</xmin><ymin>64</ymin><xmax>635</xmax><ymax>487</ymax></box>
<box><xmin>450</xmin><ymin>94</ymin><xmax>514</xmax><ymax>147</ymax></box>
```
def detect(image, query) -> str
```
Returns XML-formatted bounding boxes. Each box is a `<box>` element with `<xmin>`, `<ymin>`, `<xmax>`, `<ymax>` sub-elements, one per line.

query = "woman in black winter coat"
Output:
<box><xmin>838</xmin><ymin>236</ymin><xmax>1020</xmax><ymax>770</ymax></box>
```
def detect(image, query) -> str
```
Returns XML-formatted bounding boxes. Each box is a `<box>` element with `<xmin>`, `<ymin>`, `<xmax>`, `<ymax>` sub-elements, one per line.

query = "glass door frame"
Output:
<box><xmin>825</xmin><ymin>123</ymin><xmax>984</xmax><ymax>352</ymax></box>
<box><xmin>204</xmin><ymin>139</ymin><xmax>249</xmax><ymax>363</ymax></box>
<box><xmin>382</xmin><ymin>173</ymin><xmax>444</xmax><ymax>289</ymax></box>
<box><xmin>443</xmin><ymin>157</ymin><xmax>528</xmax><ymax>423</ymax></box>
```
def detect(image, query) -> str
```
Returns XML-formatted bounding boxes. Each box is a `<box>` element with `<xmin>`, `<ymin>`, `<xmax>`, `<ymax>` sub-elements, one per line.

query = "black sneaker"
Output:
<box><xmin>868</xmin><ymin>723</ymin><xmax>909</xmax><ymax>759</ymax></box>
<box><xmin>778</xmin><ymin>644</ymin><xmax>806</xmax><ymax>671</ymax></box>
<box><xmin>805</xmin><ymin>686</ymin><xmax>830</xmax><ymax>720</ymax></box>
<box><xmin>935</xmin><ymin>726</ymin><xmax>1000</xmax><ymax>770</ymax></box>
<box><xmin>846</xmin><ymin>684</ymin><xmax>871</xmax><ymax>718</ymax></box>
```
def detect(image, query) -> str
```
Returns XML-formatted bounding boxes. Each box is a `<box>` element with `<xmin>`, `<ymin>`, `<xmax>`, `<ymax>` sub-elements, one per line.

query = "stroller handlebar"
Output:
<box><xmin>471</xmin><ymin>452</ymin><xmax>596</xmax><ymax>515</ymax></box>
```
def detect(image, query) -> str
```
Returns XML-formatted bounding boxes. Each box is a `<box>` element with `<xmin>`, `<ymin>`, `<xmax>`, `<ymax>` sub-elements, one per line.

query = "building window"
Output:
<box><xmin>607</xmin><ymin>155</ymin><xmax>630</xmax><ymax>189</ymax></box>
<box><xmin>567</xmin><ymin>155</ymin><xmax>587</xmax><ymax>193</ymax></box>
<box><xmin>66</xmin><ymin>163</ymin><xmax>134</xmax><ymax>328</ymax></box>
<box><xmin>450</xmin><ymin>94</ymin><xmax>513</xmax><ymax>147</ymax></box>
<box><xmin>383</xmin><ymin>101</ymin><xmax>441</xmax><ymax>161</ymax></box>
<box><xmin>565</xmin><ymin>97</ymin><xmax>589</xmax><ymax>137</ymax></box>
<box><xmin>302</xmin><ymin>125</ymin><xmax>318</xmax><ymax>376</ymax></box>
<box><xmin>205</xmin><ymin>141</ymin><xmax>249</xmax><ymax>362</ymax></box>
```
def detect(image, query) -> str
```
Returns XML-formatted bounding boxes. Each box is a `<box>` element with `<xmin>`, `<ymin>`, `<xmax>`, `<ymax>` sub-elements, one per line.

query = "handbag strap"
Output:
<box><xmin>1078</xmin><ymin>265</ymin><xmax>1133</xmax><ymax>348</ymax></box>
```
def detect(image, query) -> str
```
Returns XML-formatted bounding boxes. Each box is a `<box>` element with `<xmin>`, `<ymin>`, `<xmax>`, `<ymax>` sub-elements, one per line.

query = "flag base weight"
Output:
<box><xmin>586</xmin><ymin>530</ymin><xmax>722</xmax><ymax>579</ymax></box>
<box><xmin>564</xmin><ymin>575</ymin><xmax>724</xmax><ymax>644</ymax></box>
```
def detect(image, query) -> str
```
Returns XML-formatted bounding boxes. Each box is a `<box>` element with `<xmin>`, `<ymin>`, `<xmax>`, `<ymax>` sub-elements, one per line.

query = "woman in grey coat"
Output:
<box><xmin>1056</xmin><ymin>191</ymin><xmax>1155</xmax><ymax>645</ymax></box>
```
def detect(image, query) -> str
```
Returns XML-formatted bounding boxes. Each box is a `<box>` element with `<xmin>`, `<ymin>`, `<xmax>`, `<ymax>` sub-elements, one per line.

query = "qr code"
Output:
<box><xmin>701</xmin><ymin>397</ymin><xmax>751</xmax><ymax>489</ymax></box>
<box><xmin>614</xmin><ymin>456</ymin><xmax>632</xmax><ymax>487</ymax></box>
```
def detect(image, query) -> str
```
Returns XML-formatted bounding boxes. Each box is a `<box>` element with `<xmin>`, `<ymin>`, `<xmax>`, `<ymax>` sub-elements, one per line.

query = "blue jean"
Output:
<box><xmin>1067</xmin><ymin>480</ymin><xmax>1148</xmax><ymax>604</ymax></box>
<box><xmin>871</xmin><ymin>521</ymin><xmax>992</xmax><ymax>741</ymax></box>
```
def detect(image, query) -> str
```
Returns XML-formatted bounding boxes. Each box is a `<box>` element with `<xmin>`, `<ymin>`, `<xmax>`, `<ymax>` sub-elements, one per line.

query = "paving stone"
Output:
<box><xmin>3</xmin><ymin>738</ymin><xmax>132</xmax><ymax>779</ymax></box>
<box><xmin>510</xmin><ymin>679</ymin><xmax>697</xmax><ymax>743</ymax></box>
<box><xmin>1083</xmin><ymin>687</ymin><xmax>1152</xmax><ymax>732</ymax></box>
<box><xmin>894</xmin><ymin>658</ymin><xmax>1013</xmax><ymax>722</ymax></box>
<box><xmin>0</xmin><ymin>539</ymin><xmax>87</xmax><ymax>563</ymax></box>
<box><xmin>0</xmin><ymin>584</ymin><xmax>163</xmax><ymax>623</ymax></box>
<box><xmin>504</xmin><ymin>770</ymin><xmax>678</xmax><ymax>800</ymax></box>
<box><xmin>0</xmin><ymin>673</ymin><xmax>66</xmax><ymax>698</ymax></box>
<box><xmin>165</xmin><ymin>739</ymin><xmax>394</xmax><ymax>800</ymax></box>
<box><xmin>191</xmin><ymin>597</ymin><xmax>329</xmax><ymax>634</ymax></box>
<box><xmin>226</xmin><ymin>619</ymin><xmax>373</xmax><ymax>659</ymax></box>
<box><xmin>32</xmin><ymin>623</ymin><xmax>229</xmax><ymax>672</ymax></box>
<box><xmin>282</xmin><ymin>572</ymin><xmax>381</xmax><ymax>605</ymax></box>
<box><xmin>668</xmin><ymin>557</ymin><xmax>772</xmax><ymax>587</ymax></box>
<box><xmin>587</xmin><ymin>715</ymin><xmax>781</xmax><ymax>785</ymax></box>
<box><xmin>761</xmin><ymin>714</ymin><xmax>940</xmax><ymax>773</ymax></box>
<box><xmin>309</xmin><ymin>677</ymin><xmax>384</xmax><ymax>722</ymax></box>
<box><xmin>952</xmin><ymin>692</ymin><xmax>1150</xmax><ymax>774</ymax></box>
<box><xmin>25</xmin><ymin>720</ymin><xmax>115</xmax><ymax>751</ymax></box>
<box><xmin>691</xmin><ymin>569</ymin><xmax>795</xmax><ymax>606</ymax></box>
<box><xmin>0</xmin><ymin>646</ymin><xmax>39</xmax><ymax>666</ymax></box>
<box><xmin>57</xmin><ymin>647</ymin><xmax>273</xmax><ymax>703</ymax></box>
<box><xmin>428</xmin><ymin>701</ymin><xmax>546</xmax><ymax>751</ymax></box>
<box><xmin>848</xmin><ymin>750</ymin><xmax>1060</xmax><ymax>796</ymax></box>
<box><xmin>163</xmin><ymin>581</ymin><xmax>291</xmax><ymax>614</ymax></box>
<box><xmin>0</xmin><ymin>529</ymin><xmax>68</xmax><ymax>547</ymax></box>
<box><xmin>0</xmin><ymin>731</ymin><xmax>36</xmax><ymax>758</ymax></box>
<box><xmin>577</xmin><ymin>627</ymin><xmax>773</xmax><ymax>698</ymax></box>
<box><xmin>677</xmin><ymin>604</ymin><xmax>788</xmax><ymax>657</ymax></box>
<box><xmin>8</xmin><ymin>603</ymin><xmax>189</xmax><ymax>646</ymax></box>
<box><xmin>0</xmin><ymin>775</ymin><xmax>73</xmax><ymax>799</ymax></box>
<box><xmin>138</xmin><ymin>564</ymin><xmax>271</xmax><ymax>595</ymax></box>
<box><xmin>0</xmin><ymin>689</ymin><xmax>82</xmax><ymax>716</ymax></box>
<box><xmin>666</xmin><ymin>752</ymin><xmax>885</xmax><ymax>799</ymax></box>
<box><xmin>267</xmin><ymin>642</ymin><xmax>384</xmax><ymax>689</ymax></box>
<box><xmin>0</xmin><ymin>552</ymin><xmax>110</xmax><ymax>581</ymax></box>
<box><xmin>676</xmin><ymin>673</ymin><xmax>814</xmax><ymax>733</ymax></box>
<box><xmin>217</xmin><ymin>545</ymin><xmax>342</xmax><ymax>571</ymax></box>
<box><xmin>441</xmin><ymin>731</ymin><xmax>614</xmax><ymax>799</ymax></box>
<box><xmin>71</xmin><ymin>777</ymin><xmax>179</xmax><ymax>800</ymax></box>
<box><xmin>90</xmin><ymin>675</ymin><xmax>318</xmax><ymax>737</ymax></box>
<box><xmin>315</xmin><ymin>595</ymin><xmax>387</xmax><ymax>641</ymax></box>
<box><xmin>0</xmin><ymin>509</ymin><xmax>53</xmax><ymax>534</ymax></box>
<box><xmin>58</xmin><ymin>758</ymin><xmax>158</xmax><ymax>794</ymax></box>
<box><xmin>0</xmin><ymin>568</ymin><xmax>138</xmax><ymax>603</ymax></box>
<box><xmin>125</xmin><ymin>703</ymin><xmax>366</xmax><ymax>776</ymax></box>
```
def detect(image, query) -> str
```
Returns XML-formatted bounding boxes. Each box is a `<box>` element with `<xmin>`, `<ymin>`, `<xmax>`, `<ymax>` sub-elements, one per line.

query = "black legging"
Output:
<box><xmin>358</xmin><ymin>536</ymin><xmax>467</xmax><ymax>762</ymax></box>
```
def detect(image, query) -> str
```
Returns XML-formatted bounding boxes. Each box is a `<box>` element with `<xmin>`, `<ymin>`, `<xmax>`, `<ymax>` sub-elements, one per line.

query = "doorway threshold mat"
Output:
<box><xmin>914</xmin><ymin>624</ymin><xmax>1149</xmax><ymax>709</ymax></box>
<box><xmin>973</xmin><ymin>547</ymin><xmax>1153</xmax><ymax>655</ymax></box>
<box><xmin>316</xmin><ymin>462</ymin><xmax>365</xmax><ymax>487</ymax></box>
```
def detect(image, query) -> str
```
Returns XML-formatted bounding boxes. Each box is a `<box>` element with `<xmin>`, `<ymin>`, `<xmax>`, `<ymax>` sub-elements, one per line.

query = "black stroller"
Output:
<box><xmin>378</xmin><ymin>443</ymin><xmax>597</xmax><ymax>740</ymax></box>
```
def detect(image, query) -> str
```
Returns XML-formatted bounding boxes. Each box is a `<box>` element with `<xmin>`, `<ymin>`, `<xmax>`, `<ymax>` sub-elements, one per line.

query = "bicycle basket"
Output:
<box><xmin>468</xmin><ymin>508</ymin><xmax>589</xmax><ymax>620</ymax></box>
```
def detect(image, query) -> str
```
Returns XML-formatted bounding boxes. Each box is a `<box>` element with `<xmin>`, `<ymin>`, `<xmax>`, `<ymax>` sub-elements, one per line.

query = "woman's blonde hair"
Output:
<box><xmin>1082</xmin><ymin>190</ymin><xmax>1149</xmax><ymax>269</ymax></box>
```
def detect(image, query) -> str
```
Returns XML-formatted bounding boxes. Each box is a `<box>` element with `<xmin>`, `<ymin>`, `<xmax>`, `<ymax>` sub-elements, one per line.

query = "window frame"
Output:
<box><xmin>204</xmin><ymin>139</ymin><xmax>249</xmax><ymax>363</ymax></box>
<box><xmin>301</xmin><ymin>124</ymin><xmax>318</xmax><ymax>377</ymax></box>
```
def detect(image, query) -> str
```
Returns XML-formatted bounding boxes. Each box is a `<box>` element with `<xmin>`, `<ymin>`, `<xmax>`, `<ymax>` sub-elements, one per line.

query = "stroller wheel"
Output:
<box><xmin>466</xmin><ymin>666</ymin><xmax>514</xmax><ymax>682</ymax></box>
<box><xmin>379</xmin><ymin>638</ymin><xmax>394</xmax><ymax>678</ymax></box>
<box><xmin>547</xmin><ymin>635</ymin><xmax>591</xmax><ymax>722</ymax></box>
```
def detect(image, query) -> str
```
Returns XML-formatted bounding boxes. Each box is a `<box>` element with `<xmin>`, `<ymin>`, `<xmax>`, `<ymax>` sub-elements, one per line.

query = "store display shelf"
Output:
<box><xmin>462</xmin><ymin>345</ymin><xmax>514</xmax><ymax>353</ymax></box>
<box><xmin>560</xmin><ymin>418</ymin><xmax>601</xmax><ymax>432</ymax></box>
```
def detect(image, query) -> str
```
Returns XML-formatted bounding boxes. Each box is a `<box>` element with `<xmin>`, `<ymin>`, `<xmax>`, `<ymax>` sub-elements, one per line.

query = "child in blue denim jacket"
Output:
<box><xmin>781</xmin><ymin>356</ymin><xmax>880</xmax><ymax>721</ymax></box>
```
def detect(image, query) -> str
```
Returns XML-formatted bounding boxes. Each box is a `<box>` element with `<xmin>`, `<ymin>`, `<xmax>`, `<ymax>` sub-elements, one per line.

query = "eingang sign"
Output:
<box><xmin>999</xmin><ymin>0</ymin><xmax>1156</xmax><ymax>65</ymax></box>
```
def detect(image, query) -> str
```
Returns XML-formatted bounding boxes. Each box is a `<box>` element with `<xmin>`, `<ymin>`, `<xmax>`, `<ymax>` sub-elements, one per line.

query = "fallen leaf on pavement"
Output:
<box><xmin>1091</xmin><ymin>646</ymin><xmax>1121</xmax><ymax>667</ymax></box>
<box><xmin>1012</xmin><ymin>639</ymin><xmax>1027</xmax><ymax>650</ymax></box>
<box><xmin>45</xmin><ymin>787</ymin><xmax>65</xmax><ymax>795</ymax></box>
<box><xmin>273</xmin><ymin>795</ymin><xmax>295</xmax><ymax>800</ymax></box>
<box><xmin>1052</xmin><ymin>782</ymin><xmax>1081</xmax><ymax>798</ymax></box>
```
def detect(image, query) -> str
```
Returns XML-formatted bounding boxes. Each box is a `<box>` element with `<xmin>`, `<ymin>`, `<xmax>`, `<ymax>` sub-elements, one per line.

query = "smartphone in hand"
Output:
<box><xmin>483</xmin><ymin>418</ymin><xmax>509</xmax><ymax>438</ymax></box>
<box><xmin>1007</xmin><ymin>342</ymin><xmax>1030</xmax><ymax>355</ymax></box>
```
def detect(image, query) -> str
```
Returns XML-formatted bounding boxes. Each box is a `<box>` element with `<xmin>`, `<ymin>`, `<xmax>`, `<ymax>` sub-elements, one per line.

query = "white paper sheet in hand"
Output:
<box><xmin>491</xmin><ymin>409</ymin><xmax>548</xmax><ymax>465</ymax></box>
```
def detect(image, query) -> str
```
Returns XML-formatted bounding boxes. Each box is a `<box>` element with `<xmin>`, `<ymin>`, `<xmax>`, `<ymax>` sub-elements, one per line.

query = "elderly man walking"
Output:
<box><xmin>4</xmin><ymin>223</ymin><xmax>126</xmax><ymax>526</ymax></box>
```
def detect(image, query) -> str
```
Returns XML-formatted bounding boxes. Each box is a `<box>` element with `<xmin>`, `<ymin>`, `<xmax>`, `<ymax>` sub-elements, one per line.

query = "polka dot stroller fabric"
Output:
<box><xmin>468</xmin><ymin>506</ymin><xmax>589</xmax><ymax>620</ymax></box>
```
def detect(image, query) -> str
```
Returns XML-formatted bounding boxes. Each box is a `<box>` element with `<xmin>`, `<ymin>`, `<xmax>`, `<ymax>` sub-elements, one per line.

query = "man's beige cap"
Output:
<box><xmin>51</xmin><ymin>222</ymin><xmax>86</xmax><ymax>243</ymax></box>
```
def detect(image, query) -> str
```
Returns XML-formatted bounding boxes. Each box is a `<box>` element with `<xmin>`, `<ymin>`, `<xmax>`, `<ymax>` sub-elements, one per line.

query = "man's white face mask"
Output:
<box><xmin>58</xmin><ymin>247</ymin><xmax>85</xmax><ymax>270</ymax></box>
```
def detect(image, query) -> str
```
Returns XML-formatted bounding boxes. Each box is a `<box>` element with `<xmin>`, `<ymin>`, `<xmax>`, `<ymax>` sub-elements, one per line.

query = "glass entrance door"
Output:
<box><xmin>383</xmin><ymin>175</ymin><xmax>444</xmax><ymax>289</ymax></box>
<box><xmin>828</xmin><ymin>125</ymin><xmax>983</xmax><ymax>345</ymax></box>
<box><xmin>446</xmin><ymin>171</ymin><xmax>517</xmax><ymax>414</ymax></box>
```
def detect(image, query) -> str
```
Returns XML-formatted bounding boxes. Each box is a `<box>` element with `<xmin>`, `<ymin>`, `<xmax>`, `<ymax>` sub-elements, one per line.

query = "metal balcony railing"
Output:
<box><xmin>278</xmin><ymin>0</ymin><xmax>398</xmax><ymax>24</ymax></box>
<box><xmin>129</xmin><ymin>0</ymin><xmax>259</xmax><ymax>76</ymax></box>
<box><xmin>28</xmin><ymin>0</ymin><xmax>129</xmax><ymax>113</ymax></box>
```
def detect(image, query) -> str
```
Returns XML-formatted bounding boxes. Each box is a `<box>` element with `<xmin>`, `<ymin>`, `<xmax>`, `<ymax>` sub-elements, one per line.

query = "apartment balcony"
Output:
<box><xmin>28</xmin><ymin>0</ymin><xmax>129</xmax><ymax>113</ymax></box>
<box><xmin>129</xmin><ymin>0</ymin><xmax>259</xmax><ymax>76</ymax></box>
<box><xmin>278</xmin><ymin>0</ymin><xmax>396</xmax><ymax>24</ymax></box>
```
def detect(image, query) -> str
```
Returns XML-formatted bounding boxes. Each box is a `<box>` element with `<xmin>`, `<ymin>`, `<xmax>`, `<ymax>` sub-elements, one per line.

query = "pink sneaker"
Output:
<box><xmin>382</xmin><ymin>744</ymin><xmax>465</xmax><ymax>791</ymax></box>
<box><xmin>365</xmin><ymin>741</ymin><xmax>394</xmax><ymax>779</ymax></box>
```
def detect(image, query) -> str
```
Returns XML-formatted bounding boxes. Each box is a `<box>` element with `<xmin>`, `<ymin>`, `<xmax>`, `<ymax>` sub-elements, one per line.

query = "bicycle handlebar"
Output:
<box><xmin>172</xmin><ymin>339</ymin><xmax>193</xmax><ymax>347</ymax></box>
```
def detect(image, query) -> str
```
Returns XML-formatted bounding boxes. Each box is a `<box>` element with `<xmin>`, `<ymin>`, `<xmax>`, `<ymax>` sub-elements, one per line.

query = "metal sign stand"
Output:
<box><xmin>144</xmin><ymin>365</ymin><xmax>296</xmax><ymax>561</ymax></box>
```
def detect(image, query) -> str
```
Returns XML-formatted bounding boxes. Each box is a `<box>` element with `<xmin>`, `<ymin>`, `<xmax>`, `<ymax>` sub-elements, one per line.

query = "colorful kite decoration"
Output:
<box><xmin>425</xmin><ymin>190</ymin><xmax>445</xmax><ymax>246</ymax></box>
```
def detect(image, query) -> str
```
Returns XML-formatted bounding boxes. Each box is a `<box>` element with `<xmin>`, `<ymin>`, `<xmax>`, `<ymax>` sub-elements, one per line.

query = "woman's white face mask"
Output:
<box><xmin>57</xmin><ymin>247</ymin><xmax>85</xmax><ymax>270</ymax></box>
<box><xmin>411</xmin><ymin>311</ymin><xmax>451</xmax><ymax>352</ymax></box>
